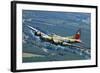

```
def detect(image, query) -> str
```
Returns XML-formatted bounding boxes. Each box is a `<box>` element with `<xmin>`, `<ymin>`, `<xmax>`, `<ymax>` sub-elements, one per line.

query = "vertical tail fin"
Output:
<box><xmin>74</xmin><ymin>28</ymin><xmax>81</xmax><ymax>39</ymax></box>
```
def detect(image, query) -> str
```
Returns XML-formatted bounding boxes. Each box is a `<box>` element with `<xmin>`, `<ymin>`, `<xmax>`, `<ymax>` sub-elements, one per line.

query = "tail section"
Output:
<box><xmin>74</xmin><ymin>28</ymin><xmax>81</xmax><ymax>39</ymax></box>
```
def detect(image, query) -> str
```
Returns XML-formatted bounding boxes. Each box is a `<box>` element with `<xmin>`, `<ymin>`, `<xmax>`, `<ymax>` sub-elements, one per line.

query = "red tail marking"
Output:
<box><xmin>75</xmin><ymin>33</ymin><xmax>80</xmax><ymax>39</ymax></box>
<box><xmin>74</xmin><ymin>29</ymin><xmax>81</xmax><ymax>39</ymax></box>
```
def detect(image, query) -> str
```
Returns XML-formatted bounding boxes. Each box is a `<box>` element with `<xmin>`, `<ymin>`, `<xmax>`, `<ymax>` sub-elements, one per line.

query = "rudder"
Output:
<box><xmin>74</xmin><ymin>28</ymin><xmax>81</xmax><ymax>39</ymax></box>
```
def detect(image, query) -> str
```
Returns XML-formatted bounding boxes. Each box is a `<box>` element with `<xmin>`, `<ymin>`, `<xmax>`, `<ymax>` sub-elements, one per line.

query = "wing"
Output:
<box><xmin>62</xmin><ymin>42</ymin><xmax>89</xmax><ymax>50</ymax></box>
<box><xmin>27</xmin><ymin>25</ymin><xmax>48</xmax><ymax>36</ymax></box>
<box><xmin>27</xmin><ymin>25</ymin><xmax>53</xmax><ymax>41</ymax></box>
<box><xmin>27</xmin><ymin>25</ymin><xmax>39</xmax><ymax>32</ymax></box>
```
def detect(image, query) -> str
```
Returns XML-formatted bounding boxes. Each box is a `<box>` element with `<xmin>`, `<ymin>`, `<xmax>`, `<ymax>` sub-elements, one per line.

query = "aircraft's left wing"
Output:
<box><xmin>62</xmin><ymin>42</ymin><xmax>89</xmax><ymax>50</ymax></box>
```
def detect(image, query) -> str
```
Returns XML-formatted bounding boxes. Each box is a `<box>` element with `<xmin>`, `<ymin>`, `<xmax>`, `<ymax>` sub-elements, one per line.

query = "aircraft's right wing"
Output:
<box><xmin>27</xmin><ymin>25</ymin><xmax>40</xmax><ymax>32</ymax></box>
<box><xmin>27</xmin><ymin>25</ymin><xmax>47</xmax><ymax>35</ymax></box>
<box><xmin>27</xmin><ymin>25</ymin><xmax>53</xmax><ymax>41</ymax></box>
